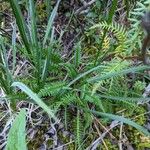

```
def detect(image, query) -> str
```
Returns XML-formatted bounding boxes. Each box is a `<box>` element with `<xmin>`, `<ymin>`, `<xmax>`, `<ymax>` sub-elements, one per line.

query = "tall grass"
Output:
<box><xmin>9</xmin><ymin>0</ymin><xmax>60</xmax><ymax>89</ymax></box>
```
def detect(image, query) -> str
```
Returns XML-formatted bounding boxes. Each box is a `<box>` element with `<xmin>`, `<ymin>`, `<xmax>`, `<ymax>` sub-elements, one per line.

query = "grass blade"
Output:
<box><xmin>12</xmin><ymin>82</ymin><xmax>57</xmax><ymax>121</ymax></box>
<box><xmin>88</xmin><ymin>66</ymin><xmax>150</xmax><ymax>82</ymax></box>
<box><xmin>74</xmin><ymin>42</ymin><xmax>81</xmax><ymax>68</ymax></box>
<box><xmin>97</xmin><ymin>94</ymin><xmax>150</xmax><ymax>103</ymax></box>
<box><xmin>9</xmin><ymin>0</ymin><xmax>30</xmax><ymax>53</ymax></box>
<box><xmin>28</xmin><ymin>0</ymin><xmax>38</xmax><ymax>47</ymax></box>
<box><xmin>41</xmin><ymin>27</ymin><xmax>55</xmax><ymax>82</ymax></box>
<box><xmin>6</xmin><ymin>109</ymin><xmax>27</xmax><ymax>150</ymax></box>
<box><xmin>107</xmin><ymin>0</ymin><xmax>118</xmax><ymax>24</ymax></box>
<box><xmin>11</xmin><ymin>22</ymin><xmax>17</xmax><ymax>73</ymax></box>
<box><xmin>85</xmin><ymin>109</ymin><xmax>150</xmax><ymax>136</ymax></box>
<box><xmin>67</xmin><ymin>65</ymin><xmax>105</xmax><ymax>87</ymax></box>
<box><xmin>43</xmin><ymin>0</ymin><xmax>60</xmax><ymax>46</ymax></box>
<box><xmin>28</xmin><ymin>0</ymin><xmax>42</xmax><ymax>88</ymax></box>
<box><xmin>0</xmin><ymin>38</ymin><xmax>13</xmax><ymax>94</ymax></box>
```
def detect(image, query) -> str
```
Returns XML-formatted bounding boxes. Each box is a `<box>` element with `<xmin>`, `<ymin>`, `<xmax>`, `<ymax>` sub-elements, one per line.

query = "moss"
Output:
<box><xmin>115</xmin><ymin>106</ymin><xmax>147</xmax><ymax>149</ymax></box>
<box><xmin>36</xmin><ymin>3</ymin><xmax>47</xmax><ymax>22</ymax></box>
<box><xmin>0</xmin><ymin>2</ymin><xmax>10</xmax><ymax>12</ymax></box>
<box><xmin>101</xmin><ymin>139</ymin><xmax>119</xmax><ymax>150</ymax></box>
<box><xmin>27</xmin><ymin>129</ymin><xmax>45</xmax><ymax>150</ymax></box>
<box><xmin>66</xmin><ymin>143</ymin><xmax>76</xmax><ymax>150</ymax></box>
<box><xmin>47</xmin><ymin>139</ymin><xmax>53</xmax><ymax>147</ymax></box>
<box><xmin>0</xmin><ymin>2</ymin><xmax>10</xmax><ymax>28</ymax></box>
<box><xmin>58</xmin><ymin>131</ymin><xmax>70</xmax><ymax>143</ymax></box>
<box><xmin>57</xmin><ymin>131</ymin><xmax>75</xmax><ymax>149</ymax></box>
<box><xmin>82</xmin><ymin>133</ymin><xmax>97</xmax><ymax>148</ymax></box>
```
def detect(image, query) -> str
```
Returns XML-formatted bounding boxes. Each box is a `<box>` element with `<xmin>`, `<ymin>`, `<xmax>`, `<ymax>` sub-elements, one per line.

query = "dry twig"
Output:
<box><xmin>75</xmin><ymin>0</ymin><xmax>96</xmax><ymax>15</ymax></box>
<box><xmin>86</xmin><ymin>121</ymin><xmax>119</xmax><ymax>150</ymax></box>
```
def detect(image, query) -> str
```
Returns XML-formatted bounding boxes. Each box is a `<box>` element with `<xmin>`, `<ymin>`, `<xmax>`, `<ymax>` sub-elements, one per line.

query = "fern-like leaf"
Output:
<box><xmin>90</xmin><ymin>21</ymin><xmax>127</xmax><ymax>55</ymax></box>
<box><xmin>38</xmin><ymin>81</ymin><xmax>66</xmax><ymax>97</ymax></box>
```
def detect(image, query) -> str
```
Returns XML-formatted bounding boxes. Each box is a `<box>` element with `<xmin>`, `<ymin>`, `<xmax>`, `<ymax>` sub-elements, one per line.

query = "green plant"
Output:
<box><xmin>6</xmin><ymin>109</ymin><xmax>27</xmax><ymax>150</ymax></box>
<box><xmin>128</xmin><ymin>0</ymin><xmax>150</xmax><ymax>55</ymax></box>
<box><xmin>9</xmin><ymin>0</ymin><xmax>61</xmax><ymax>90</ymax></box>
<box><xmin>12</xmin><ymin>82</ymin><xmax>57</xmax><ymax>121</ymax></box>
<box><xmin>1</xmin><ymin>0</ymin><xmax>150</xmax><ymax>149</ymax></box>
<box><xmin>91</xmin><ymin>22</ymin><xmax>127</xmax><ymax>56</ymax></box>
<box><xmin>0</xmin><ymin>37</ymin><xmax>13</xmax><ymax>95</ymax></box>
